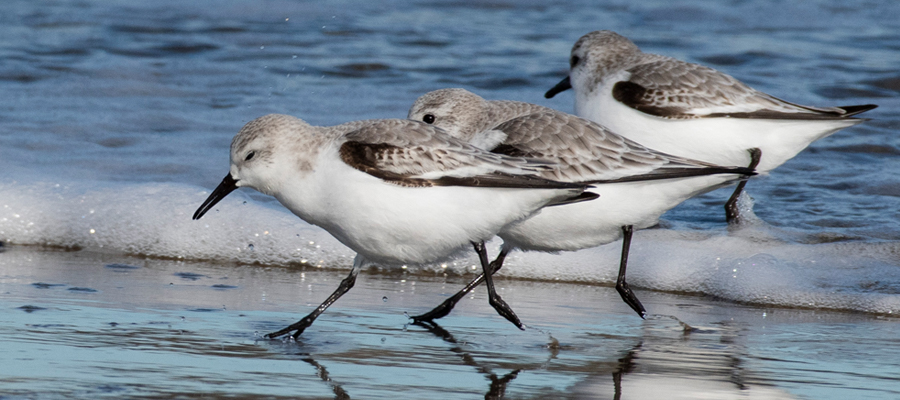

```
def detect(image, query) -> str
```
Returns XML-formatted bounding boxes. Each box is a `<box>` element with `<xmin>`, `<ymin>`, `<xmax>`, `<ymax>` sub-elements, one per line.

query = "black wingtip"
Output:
<box><xmin>548</xmin><ymin>191</ymin><xmax>599</xmax><ymax>207</ymax></box>
<box><xmin>838</xmin><ymin>104</ymin><xmax>878</xmax><ymax>117</ymax></box>
<box><xmin>585</xmin><ymin>165</ymin><xmax>757</xmax><ymax>185</ymax></box>
<box><xmin>544</xmin><ymin>76</ymin><xmax>572</xmax><ymax>99</ymax></box>
<box><xmin>193</xmin><ymin>174</ymin><xmax>238</xmax><ymax>220</ymax></box>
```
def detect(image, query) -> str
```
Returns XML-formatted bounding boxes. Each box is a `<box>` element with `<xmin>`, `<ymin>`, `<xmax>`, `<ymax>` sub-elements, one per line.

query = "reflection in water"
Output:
<box><xmin>2</xmin><ymin>247</ymin><xmax>894</xmax><ymax>399</ymax></box>
<box><xmin>413</xmin><ymin>321</ymin><xmax>521</xmax><ymax>400</ymax></box>
<box><xmin>571</xmin><ymin>316</ymin><xmax>797</xmax><ymax>400</ymax></box>
<box><xmin>409</xmin><ymin>316</ymin><xmax>795</xmax><ymax>399</ymax></box>
<box><xmin>301</xmin><ymin>356</ymin><xmax>351</xmax><ymax>400</ymax></box>
<box><xmin>612</xmin><ymin>342</ymin><xmax>639</xmax><ymax>400</ymax></box>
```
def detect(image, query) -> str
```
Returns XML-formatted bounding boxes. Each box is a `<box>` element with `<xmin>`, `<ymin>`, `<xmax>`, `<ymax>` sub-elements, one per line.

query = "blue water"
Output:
<box><xmin>1</xmin><ymin>0</ymin><xmax>899</xmax><ymax>398</ymax></box>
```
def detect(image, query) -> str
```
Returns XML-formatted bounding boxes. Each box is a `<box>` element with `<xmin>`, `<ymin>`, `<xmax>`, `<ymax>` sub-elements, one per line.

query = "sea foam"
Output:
<box><xmin>2</xmin><ymin>178</ymin><xmax>898</xmax><ymax>315</ymax></box>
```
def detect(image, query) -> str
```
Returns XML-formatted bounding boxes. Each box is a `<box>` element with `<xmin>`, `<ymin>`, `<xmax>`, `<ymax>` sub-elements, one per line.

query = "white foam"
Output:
<box><xmin>0</xmin><ymin>179</ymin><xmax>355</xmax><ymax>267</ymax></box>
<box><xmin>2</xmin><ymin>177</ymin><xmax>898</xmax><ymax>315</ymax></box>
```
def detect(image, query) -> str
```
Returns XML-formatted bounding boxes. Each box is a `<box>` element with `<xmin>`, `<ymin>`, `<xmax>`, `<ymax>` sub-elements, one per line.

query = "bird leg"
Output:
<box><xmin>725</xmin><ymin>148</ymin><xmax>762</xmax><ymax>224</ymax></box>
<box><xmin>615</xmin><ymin>225</ymin><xmax>647</xmax><ymax>318</ymax></box>
<box><xmin>265</xmin><ymin>257</ymin><xmax>363</xmax><ymax>339</ymax></box>
<box><xmin>473</xmin><ymin>241</ymin><xmax>523</xmax><ymax>329</ymax></box>
<box><xmin>411</xmin><ymin>247</ymin><xmax>509</xmax><ymax>323</ymax></box>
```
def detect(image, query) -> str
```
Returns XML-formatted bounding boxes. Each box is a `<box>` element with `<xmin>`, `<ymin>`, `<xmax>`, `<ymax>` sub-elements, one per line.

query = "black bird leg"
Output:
<box><xmin>471</xmin><ymin>241</ymin><xmax>523</xmax><ymax>329</ymax></box>
<box><xmin>265</xmin><ymin>260</ymin><xmax>362</xmax><ymax>339</ymax></box>
<box><xmin>411</xmin><ymin>247</ymin><xmax>509</xmax><ymax>323</ymax></box>
<box><xmin>725</xmin><ymin>148</ymin><xmax>763</xmax><ymax>224</ymax></box>
<box><xmin>615</xmin><ymin>225</ymin><xmax>647</xmax><ymax>319</ymax></box>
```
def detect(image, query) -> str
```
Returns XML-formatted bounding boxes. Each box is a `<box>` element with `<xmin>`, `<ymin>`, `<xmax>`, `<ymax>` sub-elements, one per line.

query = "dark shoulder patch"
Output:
<box><xmin>612</xmin><ymin>81</ymin><xmax>690</xmax><ymax>118</ymax></box>
<box><xmin>339</xmin><ymin>141</ymin><xmax>434</xmax><ymax>187</ymax></box>
<box><xmin>611</xmin><ymin>81</ymin><xmax>646</xmax><ymax>106</ymax></box>
<box><xmin>339</xmin><ymin>140</ymin><xmax>389</xmax><ymax>169</ymax></box>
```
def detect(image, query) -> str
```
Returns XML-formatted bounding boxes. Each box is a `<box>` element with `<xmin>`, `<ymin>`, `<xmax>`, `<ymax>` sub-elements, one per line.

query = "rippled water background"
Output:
<box><xmin>2</xmin><ymin>0</ymin><xmax>899</xmax><ymax>398</ymax></box>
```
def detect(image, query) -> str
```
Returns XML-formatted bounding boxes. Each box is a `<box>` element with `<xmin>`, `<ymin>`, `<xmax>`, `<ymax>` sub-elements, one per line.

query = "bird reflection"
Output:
<box><xmin>412</xmin><ymin>321</ymin><xmax>521</xmax><ymax>400</ymax></box>
<box><xmin>562</xmin><ymin>316</ymin><xmax>795</xmax><ymax>399</ymax></box>
<box><xmin>612</xmin><ymin>341</ymin><xmax>642</xmax><ymax>400</ymax></box>
<box><xmin>300</xmin><ymin>356</ymin><xmax>351</xmax><ymax>400</ymax></box>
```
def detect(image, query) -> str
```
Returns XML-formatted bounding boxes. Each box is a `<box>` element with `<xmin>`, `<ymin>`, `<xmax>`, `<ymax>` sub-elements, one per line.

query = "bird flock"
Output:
<box><xmin>193</xmin><ymin>30</ymin><xmax>876</xmax><ymax>339</ymax></box>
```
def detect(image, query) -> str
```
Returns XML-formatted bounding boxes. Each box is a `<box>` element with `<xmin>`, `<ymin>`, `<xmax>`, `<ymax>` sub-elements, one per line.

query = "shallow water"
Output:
<box><xmin>1</xmin><ymin>0</ymin><xmax>899</xmax><ymax>398</ymax></box>
<box><xmin>3</xmin><ymin>246</ymin><xmax>898</xmax><ymax>399</ymax></box>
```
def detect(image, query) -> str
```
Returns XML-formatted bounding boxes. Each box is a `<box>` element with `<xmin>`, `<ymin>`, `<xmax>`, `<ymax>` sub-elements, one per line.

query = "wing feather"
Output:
<box><xmin>339</xmin><ymin>119</ymin><xmax>585</xmax><ymax>189</ymax></box>
<box><xmin>490</xmin><ymin>111</ymin><xmax>754</xmax><ymax>183</ymax></box>
<box><xmin>617</xmin><ymin>57</ymin><xmax>877</xmax><ymax>119</ymax></box>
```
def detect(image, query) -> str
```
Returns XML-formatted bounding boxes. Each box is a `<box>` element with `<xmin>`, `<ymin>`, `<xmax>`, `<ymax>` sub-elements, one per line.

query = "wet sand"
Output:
<box><xmin>1</xmin><ymin>244</ymin><xmax>898</xmax><ymax>399</ymax></box>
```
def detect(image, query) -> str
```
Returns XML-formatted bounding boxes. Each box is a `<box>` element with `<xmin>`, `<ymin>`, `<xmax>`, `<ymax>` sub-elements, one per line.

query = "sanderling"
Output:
<box><xmin>545</xmin><ymin>30</ymin><xmax>877</xmax><ymax>223</ymax></box>
<box><xmin>193</xmin><ymin>114</ymin><xmax>595</xmax><ymax>337</ymax></box>
<box><xmin>408</xmin><ymin>88</ymin><xmax>757</xmax><ymax>320</ymax></box>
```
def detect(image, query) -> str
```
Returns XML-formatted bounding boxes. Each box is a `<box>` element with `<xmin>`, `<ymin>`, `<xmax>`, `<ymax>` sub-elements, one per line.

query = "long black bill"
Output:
<box><xmin>192</xmin><ymin>174</ymin><xmax>238</xmax><ymax>220</ymax></box>
<box><xmin>544</xmin><ymin>76</ymin><xmax>572</xmax><ymax>99</ymax></box>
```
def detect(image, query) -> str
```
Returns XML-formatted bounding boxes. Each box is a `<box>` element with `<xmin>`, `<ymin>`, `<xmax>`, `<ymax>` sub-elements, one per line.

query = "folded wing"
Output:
<box><xmin>617</xmin><ymin>57</ymin><xmax>877</xmax><ymax>119</ymax></box>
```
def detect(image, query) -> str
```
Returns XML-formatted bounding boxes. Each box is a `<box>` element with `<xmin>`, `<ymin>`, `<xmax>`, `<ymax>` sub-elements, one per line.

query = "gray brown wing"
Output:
<box><xmin>490</xmin><ymin>111</ymin><xmax>754</xmax><ymax>183</ymax></box>
<box><xmin>616</xmin><ymin>57</ymin><xmax>876</xmax><ymax>119</ymax></box>
<box><xmin>339</xmin><ymin>119</ymin><xmax>585</xmax><ymax>189</ymax></box>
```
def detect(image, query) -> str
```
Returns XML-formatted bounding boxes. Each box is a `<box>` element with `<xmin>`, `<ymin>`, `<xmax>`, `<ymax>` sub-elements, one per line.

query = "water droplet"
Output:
<box><xmin>381</xmin><ymin>337</ymin><xmax>386</xmax><ymax>343</ymax></box>
<box><xmin>403</xmin><ymin>311</ymin><xmax>409</xmax><ymax>318</ymax></box>
<box><xmin>260</xmin><ymin>45</ymin><xmax>265</xmax><ymax>50</ymax></box>
<box><xmin>248</xmin><ymin>244</ymin><xmax>254</xmax><ymax>251</ymax></box>
<box><xmin>382</xmin><ymin>296</ymin><xmax>388</xmax><ymax>302</ymax></box>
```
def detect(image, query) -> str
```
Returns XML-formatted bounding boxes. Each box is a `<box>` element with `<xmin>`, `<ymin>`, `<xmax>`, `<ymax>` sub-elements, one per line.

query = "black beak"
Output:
<box><xmin>544</xmin><ymin>76</ymin><xmax>572</xmax><ymax>99</ymax></box>
<box><xmin>193</xmin><ymin>174</ymin><xmax>238</xmax><ymax>220</ymax></box>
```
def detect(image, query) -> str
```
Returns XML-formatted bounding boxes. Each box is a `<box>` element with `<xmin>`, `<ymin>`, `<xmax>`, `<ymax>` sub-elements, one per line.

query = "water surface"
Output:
<box><xmin>1</xmin><ymin>0</ymin><xmax>899</xmax><ymax>398</ymax></box>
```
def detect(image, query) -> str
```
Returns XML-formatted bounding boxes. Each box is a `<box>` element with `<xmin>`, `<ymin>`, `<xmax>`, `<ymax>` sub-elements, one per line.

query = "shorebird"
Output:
<box><xmin>408</xmin><ymin>88</ymin><xmax>756</xmax><ymax>320</ymax></box>
<box><xmin>545</xmin><ymin>30</ymin><xmax>876</xmax><ymax>223</ymax></box>
<box><xmin>193</xmin><ymin>114</ymin><xmax>594</xmax><ymax>337</ymax></box>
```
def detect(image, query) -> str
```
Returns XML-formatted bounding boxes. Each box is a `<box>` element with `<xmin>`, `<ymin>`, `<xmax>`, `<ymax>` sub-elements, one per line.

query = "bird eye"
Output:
<box><xmin>570</xmin><ymin>55</ymin><xmax>581</xmax><ymax>68</ymax></box>
<box><xmin>422</xmin><ymin>114</ymin><xmax>436</xmax><ymax>124</ymax></box>
<box><xmin>244</xmin><ymin>151</ymin><xmax>255</xmax><ymax>161</ymax></box>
